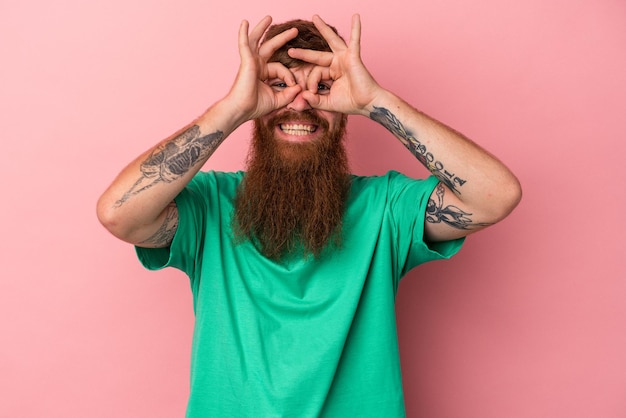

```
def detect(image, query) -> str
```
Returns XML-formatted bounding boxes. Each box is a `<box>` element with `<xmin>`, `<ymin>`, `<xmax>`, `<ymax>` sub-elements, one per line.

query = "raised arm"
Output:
<box><xmin>289</xmin><ymin>14</ymin><xmax>522</xmax><ymax>242</ymax></box>
<box><xmin>96</xmin><ymin>16</ymin><xmax>303</xmax><ymax>247</ymax></box>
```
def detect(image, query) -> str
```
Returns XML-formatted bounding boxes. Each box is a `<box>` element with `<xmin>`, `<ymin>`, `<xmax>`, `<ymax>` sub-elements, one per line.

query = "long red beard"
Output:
<box><xmin>233</xmin><ymin>110</ymin><xmax>350</xmax><ymax>260</ymax></box>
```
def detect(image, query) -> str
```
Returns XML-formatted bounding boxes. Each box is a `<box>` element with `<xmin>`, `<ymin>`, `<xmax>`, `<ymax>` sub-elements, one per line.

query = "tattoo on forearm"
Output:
<box><xmin>426</xmin><ymin>183</ymin><xmax>491</xmax><ymax>230</ymax></box>
<box><xmin>370</xmin><ymin>106</ymin><xmax>466</xmax><ymax>194</ymax></box>
<box><xmin>115</xmin><ymin>125</ymin><xmax>223</xmax><ymax>207</ymax></box>
<box><xmin>138</xmin><ymin>202</ymin><xmax>179</xmax><ymax>247</ymax></box>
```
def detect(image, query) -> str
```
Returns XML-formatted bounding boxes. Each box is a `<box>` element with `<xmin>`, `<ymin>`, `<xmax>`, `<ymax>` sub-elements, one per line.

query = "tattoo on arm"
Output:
<box><xmin>426</xmin><ymin>183</ymin><xmax>492</xmax><ymax>230</ymax></box>
<box><xmin>138</xmin><ymin>202</ymin><xmax>179</xmax><ymax>247</ymax></box>
<box><xmin>370</xmin><ymin>106</ymin><xmax>466</xmax><ymax>194</ymax></box>
<box><xmin>115</xmin><ymin>125</ymin><xmax>224</xmax><ymax>207</ymax></box>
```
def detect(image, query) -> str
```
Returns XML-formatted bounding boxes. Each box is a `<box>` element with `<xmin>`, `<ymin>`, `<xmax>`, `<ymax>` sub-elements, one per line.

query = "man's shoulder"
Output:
<box><xmin>189</xmin><ymin>170</ymin><xmax>245</xmax><ymax>188</ymax></box>
<box><xmin>350</xmin><ymin>170</ymin><xmax>427</xmax><ymax>189</ymax></box>
<box><xmin>177</xmin><ymin>171</ymin><xmax>244</xmax><ymax>207</ymax></box>
<box><xmin>195</xmin><ymin>170</ymin><xmax>245</xmax><ymax>181</ymax></box>
<box><xmin>348</xmin><ymin>171</ymin><xmax>439</xmax><ymax>208</ymax></box>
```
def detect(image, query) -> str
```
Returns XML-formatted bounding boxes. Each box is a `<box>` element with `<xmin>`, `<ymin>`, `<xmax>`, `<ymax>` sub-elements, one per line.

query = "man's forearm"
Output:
<box><xmin>97</xmin><ymin>100</ymin><xmax>240</xmax><ymax>242</ymax></box>
<box><xmin>112</xmin><ymin>124</ymin><xmax>224</xmax><ymax>208</ymax></box>
<box><xmin>369</xmin><ymin>91</ymin><xmax>521</xmax><ymax>223</ymax></box>
<box><xmin>370</xmin><ymin>104</ymin><xmax>468</xmax><ymax>195</ymax></box>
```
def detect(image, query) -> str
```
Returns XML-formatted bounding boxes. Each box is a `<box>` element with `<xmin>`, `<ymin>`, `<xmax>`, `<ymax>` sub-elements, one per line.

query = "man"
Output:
<box><xmin>97</xmin><ymin>14</ymin><xmax>521</xmax><ymax>417</ymax></box>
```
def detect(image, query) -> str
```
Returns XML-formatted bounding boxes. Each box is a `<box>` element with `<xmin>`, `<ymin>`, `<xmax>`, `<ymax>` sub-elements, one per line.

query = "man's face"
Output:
<box><xmin>259</xmin><ymin>65</ymin><xmax>344</xmax><ymax>150</ymax></box>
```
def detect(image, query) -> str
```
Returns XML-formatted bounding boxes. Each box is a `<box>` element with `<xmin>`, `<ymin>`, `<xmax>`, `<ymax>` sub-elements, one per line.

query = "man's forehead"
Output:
<box><xmin>263</xmin><ymin>20</ymin><xmax>336</xmax><ymax>47</ymax></box>
<box><xmin>264</xmin><ymin>19</ymin><xmax>338</xmax><ymax>67</ymax></box>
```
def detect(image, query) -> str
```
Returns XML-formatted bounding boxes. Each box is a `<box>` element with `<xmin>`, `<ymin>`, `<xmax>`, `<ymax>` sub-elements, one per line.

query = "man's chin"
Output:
<box><xmin>273</xmin><ymin>138</ymin><xmax>322</xmax><ymax>165</ymax></box>
<box><xmin>237</xmin><ymin>118</ymin><xmax>350</xmax><ymax>259</ymax></box>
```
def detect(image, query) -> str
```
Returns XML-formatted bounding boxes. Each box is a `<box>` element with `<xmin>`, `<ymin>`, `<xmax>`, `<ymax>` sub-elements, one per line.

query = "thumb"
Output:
<box><xmin>301</xmin><ymin>90</ymin><xmax>325</xmax><ymax>109</ymax></box>
<box><xmin>275</xmin><ymin>85</ymin><xmax>303</xmax><ymax>109</ymax></box>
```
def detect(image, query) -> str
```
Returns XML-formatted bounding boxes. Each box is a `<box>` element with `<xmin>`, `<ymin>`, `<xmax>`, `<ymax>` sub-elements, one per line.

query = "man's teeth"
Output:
<box><xmin>280</xmin><ymin>124</ymin><xmax>316</xmax><ymax>136</ymax></box>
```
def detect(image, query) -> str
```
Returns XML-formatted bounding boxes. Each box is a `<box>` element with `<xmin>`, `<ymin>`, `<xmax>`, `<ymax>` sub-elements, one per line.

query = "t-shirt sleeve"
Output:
<box><xmin>386</xmin><ymin>172</ymin><xmax>464</xmax><ymax>276</ymax></box>
<box><xmin>135</xmin><ymin>175</ymin><xmax>207</xmax><ymax>280</ymax></box>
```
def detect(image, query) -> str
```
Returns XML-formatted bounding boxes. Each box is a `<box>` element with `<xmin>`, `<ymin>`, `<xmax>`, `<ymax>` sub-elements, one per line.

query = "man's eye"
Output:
<box><xmin>317</xmin><ymin>83</ymin><xmax>331</xmax><ymax>95</ymax></box>
<box><xmin>270</xmin><ymin>81</ymin><xmax>288</xmax><ymax>91</ymax></box>
<box><xmin>317</xmin><ymin>83</ymin><xmax>331</xmax><ymax>94</ymax></box>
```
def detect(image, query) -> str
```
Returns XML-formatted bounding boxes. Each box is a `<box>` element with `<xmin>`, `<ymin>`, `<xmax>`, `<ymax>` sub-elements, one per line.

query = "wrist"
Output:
<box><xmin>360</xmin><ymin>87</ymin><xmax>395</xmax><ymax>118</ymax></box>
<box><xmin>197</xmin><ymin>96</ymin><xmax>249</xmax><ymax>136</ymax></box>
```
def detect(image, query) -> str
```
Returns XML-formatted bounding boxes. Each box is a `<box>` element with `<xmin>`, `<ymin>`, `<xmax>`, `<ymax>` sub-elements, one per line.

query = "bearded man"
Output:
<box><xmin>97</xmin><ymin>14</ymin><xmax>521</xmax><ymax>418</ymax></box>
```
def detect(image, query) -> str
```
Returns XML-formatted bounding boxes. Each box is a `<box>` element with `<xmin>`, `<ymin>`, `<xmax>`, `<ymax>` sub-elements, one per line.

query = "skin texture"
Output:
<box><xmin>97</xmin><ymin>14</ymin><xmax>521</xmax><ymax>250</ymax></box>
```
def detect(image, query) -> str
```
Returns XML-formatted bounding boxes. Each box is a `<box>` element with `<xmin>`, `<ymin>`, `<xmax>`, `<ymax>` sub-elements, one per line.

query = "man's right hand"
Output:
<box><xmin>223</xmin><ymin>16</ymin><xmax>303</xmax><ymax>125</ymax></box>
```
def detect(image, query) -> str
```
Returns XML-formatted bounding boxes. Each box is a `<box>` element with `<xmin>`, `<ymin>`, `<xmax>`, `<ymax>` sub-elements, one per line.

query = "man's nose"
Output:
<box><xmin>287</xmin><ymin>91</ymin><xmax>312</xmax><ymax>111</ymax></box>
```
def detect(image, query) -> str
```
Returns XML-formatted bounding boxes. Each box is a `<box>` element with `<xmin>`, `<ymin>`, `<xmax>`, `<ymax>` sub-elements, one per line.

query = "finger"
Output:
<box><xmin>312</xmin><ymin>14</ymin><xmax>347</xmax><ymax>51</ymax></box>
<box><xmin>238</xmin><ymin>20</ymin><xmax>252</xmax><ymax>60</ymax></box>
<box><xmin>287</xmin><ymin>48</ymin><xmax>333</xmax><ymax>67</ymax></box>
<box><xmin>301</xmin><ymin>90</ymin><xmax>324</xmax><ymax>109</ymax></box>
<box><xmin>305</xmin><ymin>65</ymin><xmax>330</xmax><ymax>92</ymax></box>
<box><xmin>267</xmin><ymin>62</ymin><xmax>296</xmax><ymax>86</ymax></box>
<box><xmin>275</xmin><ymin>85</ymin><xmax>303</xmax><ymax>108</ymax></box>
<box><xmin>349</xmin><ymin>14</ymin><xmax>361</xmax><ymax>54</ymax></box>
<box><xmin>248</xmin><ymin>16</ymin><xmax>273</xmax><ymax>51</ymax></box>
<box><xmin>258</xmin><ymin>27</ymin><xmax>299</xmax><ymax>60</ymax></box>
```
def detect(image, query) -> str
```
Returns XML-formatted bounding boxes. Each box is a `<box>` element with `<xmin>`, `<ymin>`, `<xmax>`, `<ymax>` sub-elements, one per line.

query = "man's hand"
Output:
<box><xmin>287</xmin><ymin>14</ymin><xmax>383</xmax><ymax>116</ymax></box>
<box><xmin>225</xmin><ymin>16</ymin><xmax>303</xmax><ymax>124</ymax></box>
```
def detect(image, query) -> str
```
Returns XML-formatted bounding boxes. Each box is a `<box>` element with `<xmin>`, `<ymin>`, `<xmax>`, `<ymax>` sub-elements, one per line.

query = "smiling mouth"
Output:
<box><xmin>279</xmin><ymin>123</ymin><xmax>318</xmax><ymax>136</ymax></box>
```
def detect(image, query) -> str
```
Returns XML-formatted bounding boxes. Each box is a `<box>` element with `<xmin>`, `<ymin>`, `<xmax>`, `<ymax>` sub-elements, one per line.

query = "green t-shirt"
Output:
<box><xmin>137</xmin><ymin>170</ymin><xmax>463</xmax><ymax>418</ymax></box>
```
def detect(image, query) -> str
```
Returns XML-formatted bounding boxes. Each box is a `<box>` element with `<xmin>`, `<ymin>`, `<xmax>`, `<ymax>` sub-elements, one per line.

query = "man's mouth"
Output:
<box><xmin>279</xmin><ymin>123</ymin><xmax>318</xmax><ymax>136</ymax></box>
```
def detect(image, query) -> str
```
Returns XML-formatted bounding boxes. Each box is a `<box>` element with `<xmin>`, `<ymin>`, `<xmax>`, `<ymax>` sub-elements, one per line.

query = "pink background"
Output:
<box><xmin>2</xmin><ymin>0</ymin><xmax>625</xmax><ymax>416</ymax></box>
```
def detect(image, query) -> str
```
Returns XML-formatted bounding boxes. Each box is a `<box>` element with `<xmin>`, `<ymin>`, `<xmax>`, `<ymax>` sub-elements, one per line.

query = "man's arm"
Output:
<box><xmin>367</xmin><ymin>97</ymin><xmax>521</xmax><ymax>241</ymax></box>
<box><xmin>289</xmin><ymin>14</ymin><xmax>522</xmax><ymax>242</ymax></box>
<box><xmin>96</xmin><ymin>107</ymin><xmax>229</xmax><ymax>247</ymax></box>
<box><xmin>96</xmin><ymin>16</ymin><xmax>303</xmax><ymax>247</ymax></box>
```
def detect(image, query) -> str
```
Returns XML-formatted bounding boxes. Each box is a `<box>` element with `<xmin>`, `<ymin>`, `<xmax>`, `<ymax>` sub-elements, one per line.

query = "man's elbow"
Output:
<box><xmin>487</xmin><ymin>176</ymin><xmax>523</xmax><ymax>224</ymax></box>
<box><xmin>96</xmin><ymin>196</ymin><xmax>135</xmax><ymax>242</ymax></box>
